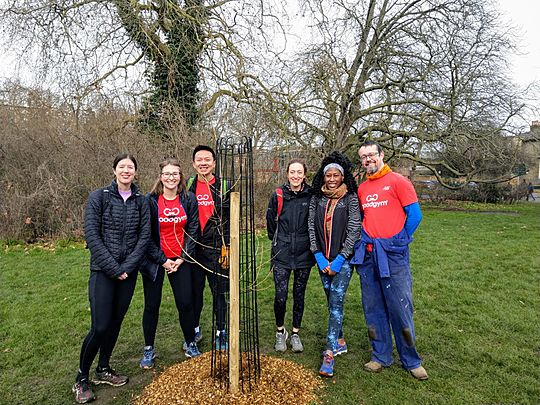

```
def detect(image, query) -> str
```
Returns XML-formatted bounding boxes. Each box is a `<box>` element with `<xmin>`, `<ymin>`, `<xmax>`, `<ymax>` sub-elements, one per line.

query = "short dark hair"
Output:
<box><xmin>192</xmin><ymin>145</ymin><xmax>216</xmax><ymax>161</ymax></box>
<box><xmin>359</xmin><ymin>140</ymin><xmax>383</xmax><ymax>154</ymax></box>
<box><xmin>113</xmin><ymin>153</ymin><xmax>138</xmax><ymax>170</ymax></box>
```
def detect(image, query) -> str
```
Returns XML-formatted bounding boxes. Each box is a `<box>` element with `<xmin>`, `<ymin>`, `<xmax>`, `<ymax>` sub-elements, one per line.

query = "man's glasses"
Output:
<box><xmin>161</xmin><ymin>172</ymin><xmax>181</xmax><ymax>178</ymax></box>
<box><xmin>360</xmin><ymin>152</ymin><xmax>379</xmax><ymax>161</ymax></box>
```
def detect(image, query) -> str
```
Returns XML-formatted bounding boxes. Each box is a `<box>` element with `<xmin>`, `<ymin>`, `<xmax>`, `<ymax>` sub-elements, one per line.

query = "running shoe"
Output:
<box><xmin>72</xmin><ymin>378</ymin><xmax>95</xmax><ymax>404</ymax></box>
<box><xmin>333</xmin><ymin>340</ymin><xmax>348</xmax><ymax>356</ymax></box>
<box><xmin>290</xmin><ymin>333</ymin><xmax>304</xmax><ymax>353</ymax></box>
<box><xmin>139</xmin><ymin>345</ymin><xmax>156</xmax><ymax>369</ymax></box>
<box><xmin>185</xmin><ymin>342</ymin><xmax>202</xmax><ymax>358</ymax></box>
<box><xmin>274</xmin><ymin>328</ymin><xmax>288</xmax><ymax>352</ymax></box>
<box><xmin>319</xmin><ymin>351</ymin><xmax>334</xmax><ymax>377</ymax></box>
<box><xmin>215</xmin><ymin>330</ymin><xmax>228</xmax><ymax>351</ymax></box>
<box><xmin>94</xmin><ymin>367</ymin><xmax>128</xmax><ymax>387</ymax></box>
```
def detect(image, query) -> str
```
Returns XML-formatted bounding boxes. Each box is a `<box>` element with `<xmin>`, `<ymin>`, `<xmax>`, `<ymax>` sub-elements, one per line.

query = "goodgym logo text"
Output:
<box><xmin>362</xmin><ymin>193</ymin><xmax>389</xmax><ymax>209</ymax></box>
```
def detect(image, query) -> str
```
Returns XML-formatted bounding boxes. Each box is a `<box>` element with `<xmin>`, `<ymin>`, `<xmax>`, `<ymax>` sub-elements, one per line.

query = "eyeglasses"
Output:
<box><xmin>359</xmin><ymin>152</ymin><xmax>379</xmax><ymax>161</ymax></box>
<box><xmin>161</xmin><ymin>172</ymin><xmax>181</xmax><ymax>178</ymax></box>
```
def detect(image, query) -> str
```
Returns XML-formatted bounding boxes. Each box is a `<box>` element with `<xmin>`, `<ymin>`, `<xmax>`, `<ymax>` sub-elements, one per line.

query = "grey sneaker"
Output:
<box><xmin>275</xmin><ymin>329</ymin><xmax>288</xmax><ymax>352</ymax></box>
<box><xmin>290</xmin><ymin>333</ymin><xmax>304</xmax><ymax>353</ymax></box>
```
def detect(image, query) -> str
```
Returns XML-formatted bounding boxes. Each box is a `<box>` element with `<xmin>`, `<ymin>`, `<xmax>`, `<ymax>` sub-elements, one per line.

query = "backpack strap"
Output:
<box><xmin>275</xmin><ymin>187</ymin><xmax>283</xmax><ymax>222</ymax></box>
<box><xmin>186</xmin><ymin>175</ymin><xmax>196</xmax><ymax>191</ymax></box>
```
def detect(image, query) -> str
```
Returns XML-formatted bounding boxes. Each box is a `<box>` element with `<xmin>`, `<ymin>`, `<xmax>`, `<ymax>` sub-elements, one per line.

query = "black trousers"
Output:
<box><xmin>192</xmin><ymin>247</ymin><xmax>229</xmax><ymax>332</ymax></box>
<box><xmin>273</xmin><ymin>265</ymin><xmax>311</xmax><ymax>329</ymax></box>
<box><xmin>141</xmin><ymin>261</ymin><xmax>196</xmax><ymax>346</ymax></box>
<box><xmin>78</xmin><ymin>270</ymin><xmax>137</xmax><ymax>378</ymax></box>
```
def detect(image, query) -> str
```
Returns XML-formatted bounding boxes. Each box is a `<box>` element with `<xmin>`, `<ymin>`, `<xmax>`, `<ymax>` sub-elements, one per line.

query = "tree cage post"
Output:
<box><xmin>229</xmin><ymin>191</ymin><xmax>240</xmax><ymax>393</ymax></box>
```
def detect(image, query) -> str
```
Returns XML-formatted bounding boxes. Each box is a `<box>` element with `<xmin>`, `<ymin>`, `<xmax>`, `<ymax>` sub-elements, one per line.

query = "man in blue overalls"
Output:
<box><xmin>352</xmin><ymin>140</ymin><xmax>428</xmax><ymax>381</ymax></box>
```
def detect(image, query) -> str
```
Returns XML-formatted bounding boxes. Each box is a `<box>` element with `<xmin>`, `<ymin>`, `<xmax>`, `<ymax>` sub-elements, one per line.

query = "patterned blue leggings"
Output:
<box><xmin>319</xmin><ymin>261</ymin><xmax>353</xmax><ymax>351</ymax></box>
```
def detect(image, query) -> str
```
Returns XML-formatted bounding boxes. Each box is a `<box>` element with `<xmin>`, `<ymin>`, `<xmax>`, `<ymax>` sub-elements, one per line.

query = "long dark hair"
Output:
<box><xmin>150</xmin><ymin>158</ymin><xmax>186</xmax><ymax>196</ymax></box>
<box><xmin>312</xmin><ymin>151</ymin><xmax>357</xmax><ymax>197</ymax></box>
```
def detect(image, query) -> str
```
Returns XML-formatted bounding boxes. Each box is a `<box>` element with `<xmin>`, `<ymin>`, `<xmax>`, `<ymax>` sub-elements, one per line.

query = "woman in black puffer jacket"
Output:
<box><xmin>266</xmin><ymin>159</ymin><xmax>314</xmax><ymax>354</ymax></box>
<box><xmin>72</xmin><ymin>154</ymin><xmax>150</xmax><ymax>404</ymax></box>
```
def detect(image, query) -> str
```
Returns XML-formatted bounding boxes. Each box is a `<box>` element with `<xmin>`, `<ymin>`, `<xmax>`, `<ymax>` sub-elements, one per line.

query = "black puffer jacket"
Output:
<box><xmin>308</xmin><ymin>192</ymin><xmax>361</xmax><ymax>261</ymax></box>
<box><xmin>84</xmin><ymin>181</ymin><xmax>151</xmax><ymax>279</ymax></box>
<box><xmin>266</xmin><ymin>183</ymin><xmax>315</xmax><ymax>269</ymax></box>
<box><xmin>141</xmin><ymin>191</ymin><xmax>200</xmax><ymax>281</ymax></box>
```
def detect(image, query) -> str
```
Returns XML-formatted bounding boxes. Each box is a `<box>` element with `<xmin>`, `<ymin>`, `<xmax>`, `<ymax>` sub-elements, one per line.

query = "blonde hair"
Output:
<box><xmin>150</xmin><ymin>158</ymin><xmax>186</xmax><ymax>196</ymax></box>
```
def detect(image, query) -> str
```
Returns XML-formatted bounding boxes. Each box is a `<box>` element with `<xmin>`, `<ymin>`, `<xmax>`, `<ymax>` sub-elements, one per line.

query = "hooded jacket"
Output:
<box><xmin>266</xmin><ymin>183</ymin><xmax>315</xmax><ymax>269</ymax></box>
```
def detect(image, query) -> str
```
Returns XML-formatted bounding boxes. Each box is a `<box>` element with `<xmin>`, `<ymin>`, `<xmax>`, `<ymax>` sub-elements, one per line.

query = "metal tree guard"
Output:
<box><xmin>210</xmin><ymin>136</ymin><xmax>260</xmax><ymax>393</ymax></box>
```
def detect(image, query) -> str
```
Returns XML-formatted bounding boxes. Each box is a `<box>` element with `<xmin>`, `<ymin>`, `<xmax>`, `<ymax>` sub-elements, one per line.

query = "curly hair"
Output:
<box><xmin>312</xmin><ymin>151</ymin><xmax>357</xmax><ymax>197</ymax></box>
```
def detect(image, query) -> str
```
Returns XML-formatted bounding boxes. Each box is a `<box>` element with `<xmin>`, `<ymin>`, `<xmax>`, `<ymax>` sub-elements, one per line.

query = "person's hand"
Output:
<box><xmin>314</xmin><ymin>252</ymin><xmax>329</xmax><ymax>272</ymax></box>
<box><xmin>218</xmin><ymin>245</ymin><xmax>230</xmax><ymax>269</ymax></box>
<box><xmin>117</xmin><ymin>272</ymin><xmax>128</xmax><ymax>280</ymax></box>
<box><xmin>173</xmin><ymin>258</ymin><xmax>184</xmax><ymax>269</ymax></box>
<box><xmin>329</xmin><ymin>254</ymin><xmax>345</xmax><ymax>274</ymax></box>
<box><xmin>323</xmin><ymin>268</ymin><xmax>336</xmax><ymax>276</ymax></box>
<box><xmin>163</xmin><ymin>259</ymin><xmax>177</xmax><ymax>274</ymax></box>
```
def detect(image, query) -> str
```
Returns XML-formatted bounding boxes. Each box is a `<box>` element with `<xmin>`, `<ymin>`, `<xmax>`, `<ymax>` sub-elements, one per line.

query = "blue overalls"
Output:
<box><xmin>351</xmin><ymin>228</ymin><xmax>422</xmax><ymax>370</ymax></box>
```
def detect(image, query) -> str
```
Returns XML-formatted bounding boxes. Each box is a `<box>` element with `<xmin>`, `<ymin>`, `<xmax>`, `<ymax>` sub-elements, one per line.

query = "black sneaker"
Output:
<box><xmin>72</xmin><ymin>378</ymin><xmax>95</xmax><ymax>404</ymax></box>
<box><xmin>93</xmin><ymin>367</ymin><xmax>128</xmax><ymax>387</ymax></box>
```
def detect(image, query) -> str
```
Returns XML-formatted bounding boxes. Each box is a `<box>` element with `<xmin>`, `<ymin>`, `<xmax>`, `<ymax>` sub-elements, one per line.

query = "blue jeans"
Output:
<box><xmin>356</xmin><ymin>250</ymin><xmax>422</xmax><ymax>370</ymax></box>
<box><xmin>319</xmin><ymin>261</ymin><xmax>353</xmax><ymax>352</ymax></box>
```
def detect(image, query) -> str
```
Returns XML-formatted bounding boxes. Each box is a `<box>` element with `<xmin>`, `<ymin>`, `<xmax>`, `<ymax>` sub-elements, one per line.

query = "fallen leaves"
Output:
<box><xmin>134</xmin><ymin>353</ymin><xmax>323</xmax><ymax>405</ymax></box>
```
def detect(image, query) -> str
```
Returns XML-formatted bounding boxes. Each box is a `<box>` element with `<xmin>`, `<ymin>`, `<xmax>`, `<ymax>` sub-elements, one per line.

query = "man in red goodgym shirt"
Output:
<box><xmin>187</xmin><ymin>145</ymin><xmax>230</xmax><ymax>351</ymax></box>
<box><xmin>352</xmin><ymin>140</ymin><xmax>428</xmax><ymax>381</ymax></box>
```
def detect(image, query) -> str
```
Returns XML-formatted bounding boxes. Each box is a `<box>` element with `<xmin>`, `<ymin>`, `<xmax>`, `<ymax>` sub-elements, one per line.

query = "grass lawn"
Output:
<box><xmin>1</xmin><ymin>202</ymin><xmax>539</xmax><ymax>405</ymax></box>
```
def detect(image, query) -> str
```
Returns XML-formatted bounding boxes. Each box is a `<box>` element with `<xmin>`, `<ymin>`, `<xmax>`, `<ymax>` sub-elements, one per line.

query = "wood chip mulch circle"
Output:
<box><xmin>134</xmin><ymin>352</ymin><xmax>323</xmax><ymax>404</ymax></box>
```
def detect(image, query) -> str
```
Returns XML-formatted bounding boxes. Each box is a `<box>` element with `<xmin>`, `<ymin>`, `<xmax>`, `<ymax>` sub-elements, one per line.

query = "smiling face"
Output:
<box><xmin>160</xmin><ymin>164</ymin><xmax>181</xmax><ymax>193</ymax></box>
<box><xmin>324</xmin><ymin>168</ymin><xmax>344</xmax><ymax>190</ymax></box>
<box><xmin>359</xmin><ymin>145</ymin><xmax>385</xmax><ymax>175</ymax></box>
<box><xmin>193</xmin><ymin>150</ymin><xmax>216</xmax><ymax>179</ymax></box>
<box><xmin>287</xmin><ymin>162</ymin><xmax>306</xmax><ymax>191</ymax></box>
<box><xmin>113</xmin><ymin>158</ymin><xmax>136</xmax><ymax>189</ymax></box>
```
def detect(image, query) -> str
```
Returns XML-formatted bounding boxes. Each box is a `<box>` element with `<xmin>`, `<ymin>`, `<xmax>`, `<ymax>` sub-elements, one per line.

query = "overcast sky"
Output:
<box><xmin>497</xmin><ymin>0</ymin><xmax>540</xmax><ymax>85</ymax></box>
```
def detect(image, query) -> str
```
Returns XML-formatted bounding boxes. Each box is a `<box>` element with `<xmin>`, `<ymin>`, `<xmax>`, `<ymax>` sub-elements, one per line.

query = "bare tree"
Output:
<box><xmin>0</xmin><ymin>0</ymin><xmax>285</xmax><ymax>133</ymax></box>
<box><xmin>249</xmin><ymin>0</ymin><xmax>533</xmax><ymax>185</ymax></box>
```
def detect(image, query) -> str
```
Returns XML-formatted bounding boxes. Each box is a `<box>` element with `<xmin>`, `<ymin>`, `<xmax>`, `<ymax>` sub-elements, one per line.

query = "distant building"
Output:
<box><xmin>517</xmin><ymin>121</ymin><xmax>540</xmax><ymax>183</ymax></box>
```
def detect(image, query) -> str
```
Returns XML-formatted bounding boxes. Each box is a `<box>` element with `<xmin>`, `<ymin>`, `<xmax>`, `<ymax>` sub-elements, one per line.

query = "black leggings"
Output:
<box><xmin>192</xmin><ymin>248</ymin><xmax>228</xmax><ymax>331</ymax></box>
<box><xmin>141</xmin><ymin>261</ymin><xmax>196</xmax><ymax>346</ymax></box>
<box><xmin>78</xmin><ymin>270</ymin><xmax>137</xmax><ymax>378</ymax></box>
<box><xmin>273</xmin><ymin>266</ymin><xmax>311</xmax><ymax>329</ymax></box>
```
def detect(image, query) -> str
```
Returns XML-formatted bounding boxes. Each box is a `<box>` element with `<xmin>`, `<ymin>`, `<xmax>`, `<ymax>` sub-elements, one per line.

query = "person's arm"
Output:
<box><xmin>119</xmin><ymin>196</ymin><xmax>151</xmax><ymax>275</ymax></box>
<box><xmin>403</xmin><ymin>202</ymin><xmax>422</xmax><ymax>236</ymax></box>
<box><xmin>266</xmin><ymin>192</ymin><xmax>278</xmax><ymax>241</ymax></box>
<box><xmin>308</xmin><ymin>195</ymin><xmax>320</xmax><ymax>254</ymax></box>
<box><xmin>339</xmin><ymin>194</ymin><xmax>362</xmax><ymax>260</ymax></box>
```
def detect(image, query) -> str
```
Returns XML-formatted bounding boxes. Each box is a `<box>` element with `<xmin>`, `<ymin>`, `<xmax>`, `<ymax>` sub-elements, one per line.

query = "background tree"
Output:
<box><xmin>250</xmin><ymin>0</ymin><xmax>533</xmax><ymax>186</ymax></box>
<box><xmin>0</xmin><ymin>0</ymin><xmax>281</xmax><ymax>134</ymax></box>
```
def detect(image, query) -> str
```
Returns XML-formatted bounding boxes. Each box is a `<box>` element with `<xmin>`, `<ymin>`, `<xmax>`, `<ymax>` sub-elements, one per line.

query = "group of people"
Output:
<box><xmin>266</xmin><ymin>141</ymin><xmax>427</xmax><ymax>379</ymax></box>
<box><xmin>73</xmin><ymin>145</ymin><xmax>230</xmax><ymax>404</ymax></box>
<box><xmin>72</xmin><ymin>140</ymin><xmax>428</xmax><ymax>404</ymax></box>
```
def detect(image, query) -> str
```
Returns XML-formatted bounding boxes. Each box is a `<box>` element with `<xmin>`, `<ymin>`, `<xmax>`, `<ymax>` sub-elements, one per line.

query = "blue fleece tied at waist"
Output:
<box><xmin>350</xmin><ymin>228</ymin><xmax>412</xmax><ymax>278</ymax></box>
